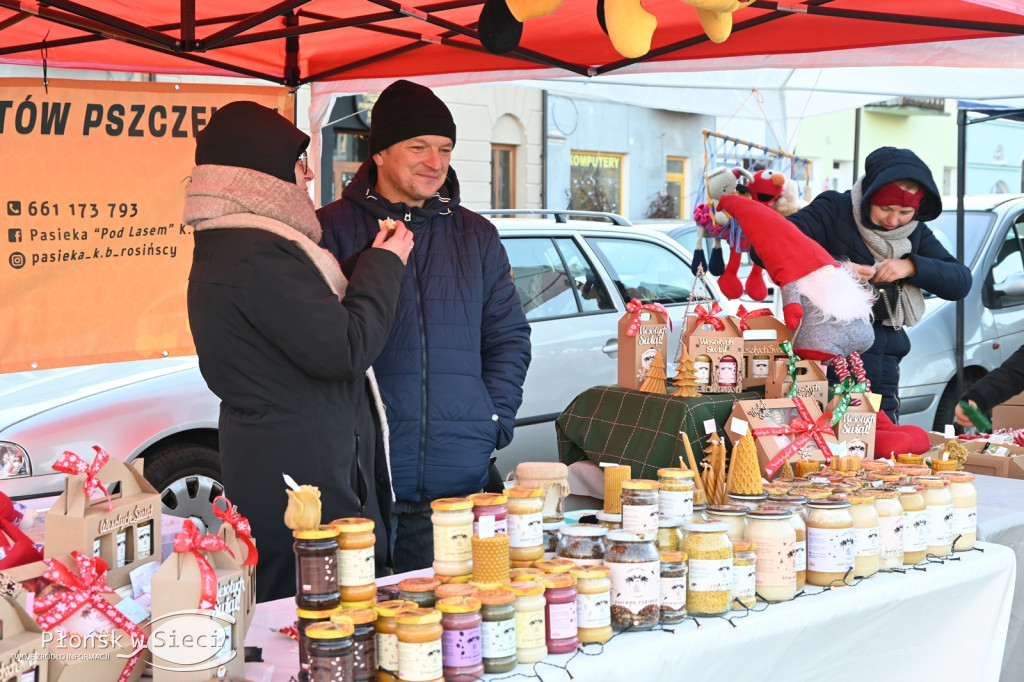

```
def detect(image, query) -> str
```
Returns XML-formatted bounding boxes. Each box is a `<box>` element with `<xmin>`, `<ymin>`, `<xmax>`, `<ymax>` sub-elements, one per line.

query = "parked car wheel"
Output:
<box><xmin>144</xmin><ymin>443</ymin><xmax>224</xmax><ymax>533</ymax></box>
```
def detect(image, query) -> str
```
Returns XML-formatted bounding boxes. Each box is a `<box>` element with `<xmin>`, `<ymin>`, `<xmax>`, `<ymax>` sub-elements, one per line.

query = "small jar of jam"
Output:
<box><xmin>570</xmin><ymin>565</ymin><xmax>612</xmax><ymax>644</ymax></box>
<box><xmin>430</xmin><ymin>498</ymin><xmax>474</xmax><ymax>578</ymax></box>
<box><xmin>398</xmin><ymin>577</ymin><xmax>441</xmax><ymax>609</ymax></box>
<box><xmin>476</xmin><ymin>588</ymin><xmax>517</xmax><ymax>674</ymax></box>
<box><xmin>509</xmin><ymin>580</ymin><xmax>548</xmax><ymax>664</ymax></box>
<box><xmin>507</xmin><ymin>487</ymin><xmax>545</xmax><ymax>565</ymax></box>
<box><xmin>332</xmin><ymin>608</ymin><xmax>377</xmax><ymax>682</ymax></box>
<box><xmin>468</xmin><ymin>492</ymin><xmax>509</xmax><ymax>535</ymax></box>
<box><xmin>372</xmin><ymin>600</ymin><xmax>418</xmax><ymax>682</ymax></box>
<box><xmin>717</xmin><ymin>354</ymin><xmax>738</xmax><ymax>388</ymax></box>
<box><xmin>331</xmin><ymin>517</ymin><xmax>377</xmax><ymax>605</ymax></box>
<box><xmin>305</xmin><ymin>620</ymin><xmax>354</xmax><ymax>682</ymax></box>
<box><xmin>395</xmin><ymin>609</ymin><xmax>443</xmax><ymax>682</ymax></box>
<box><xmin>537</xmin><ymin>573</ymin><xmax>579</xmax><ymax>654</ymax></box>
<box><xmin>436</xmin><ymin>597</ymin><xmax>484</xmax><ymax>682</ymax></box>
<box><xmin>296</xmin><ymin>606</ymin><xmax>342</xmax><ymax>682</ymax></box>
<box><xmin>294</xmin><ymin>526</ymin><xmax>341</xmax><ymax>610</ymax></box>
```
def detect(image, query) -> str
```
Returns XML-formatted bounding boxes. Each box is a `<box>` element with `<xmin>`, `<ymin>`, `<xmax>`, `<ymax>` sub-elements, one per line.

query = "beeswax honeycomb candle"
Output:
<box><xmin>794</xmin><ymin>459</ymin><xmax>820</xmax><ymax>478</ymax></box>
<box><xmin>472</xmin><ymin>534</ymin><xmax>511</xmax><ymax>584</ymax></box>
<box><xmin>602</xmin><ymin>465</ymin><xmax>631</xmax><ymax>514</ymax></box>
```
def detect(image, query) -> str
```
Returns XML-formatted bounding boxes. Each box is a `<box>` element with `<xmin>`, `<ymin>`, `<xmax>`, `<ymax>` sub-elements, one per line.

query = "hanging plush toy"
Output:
<box><xmin>691</xmin><ymin>166</ymin><xmax>749</xmax><ymax>280</ymax></box>
<box><xmin>737</xmin><ymin>169</ymin><xmax>789</xmax><ymax>301</ymax></box>
<box><xmin>681</xmin><ymin>0</ymin><xmax>756</xmax><ymax>43</ymax></box>
<box><xmin>597</xmin><ymin>0</ymin><xmax>657</xmax><ymax>59</ymax></box>
<box><xmin>699</xmin><ymin>166</ymin><xmax>757</xmax><ymax>300</ymax></box>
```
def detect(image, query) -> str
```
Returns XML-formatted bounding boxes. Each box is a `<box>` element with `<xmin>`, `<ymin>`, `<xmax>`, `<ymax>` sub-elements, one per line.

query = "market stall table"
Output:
<box><xmin>246</xmin><ymin>543</ymin><xmax>1014</xmax><ymax>682</ymax></box>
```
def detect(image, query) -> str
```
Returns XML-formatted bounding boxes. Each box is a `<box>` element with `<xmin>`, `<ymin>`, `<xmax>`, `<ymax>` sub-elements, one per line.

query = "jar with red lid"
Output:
<box><xmin>436</xmin><ymin>596</ymin><xmax>484</xmax><ymax>682</ymax></box>
<box><xmin>468</xmin><ymin>492</ymin><xmax>508</xmax><ymax>536</ymax></box>
<box><xmin>537</xmin><ymin>573</ymin><xmax>579</xmax><ymax>654</ymax></box>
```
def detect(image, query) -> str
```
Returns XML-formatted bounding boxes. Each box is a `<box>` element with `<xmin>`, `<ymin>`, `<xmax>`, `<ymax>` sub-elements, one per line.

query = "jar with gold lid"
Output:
<box><xmin>535</xmin><ymin>558</ymin><xmax>577</xmax><ymax>574</ymax></box>
<box><xmin>296</xmin><ymin>606</ymin><xmax>343</xmax><ymax>682</ymax></box>
<box><xmin>895</xmin><ymin>464</ymin><xmax>931</xmax><ymax>478</ymax></box>
<box><xmin>848</xmin><ymin>494</ymin><xmax>879</xmax><ymax>579</ymax></box>
<box><xmin>763</xmin><ymin>494</ymin><xmax>808</xmax><ymax>589</ymax></box>
<box><xmin>604</xmin><ymin>530</ymin><xmax>661</xmax><ymax>630</ymax></box>
<box><xmin>332</xmin><ymin>517</ymin><xmax>377</xmax><ymax>605</ymax></box>
<box><xmin>620</xmin><ymin>479</ymin><xmax>660</xmax><ymax>535</ymax></box>
<box><xmin>704</xmin><ymin>504</ymin><xmax>748</xmax><ymax>540</ymax></box>
<box><xmin>744</xmin><ymin>508</ymin><xmax>796</xmax><ymax>602</ymax></box>
<box><xmin>468</xmin><ymin>492</ymin><xmax>509</xmax><ymax>535</ymax></box>
<box><xmin>939</xmin><ymin>471</ymin><xmax>977</xmax><ymax>551</ymax></box>
<box><xmin>730</xmin><ymin>540</ymin><xmax>757</xmax><ymax>609</ymax></box>
<box><xmin>682</xmin><ymin>520</ymin><xmax>733</xmax><ymax>617</ymax></box>
<box><xmin>396</xmin><ymin>609</ymin><xmax>443</xmax><ymax>682</ymax></box>
<box><xmin>398</xmin><ymin>577</ymin><xmax>441</xmax><ymax>609</ymax></box>
<box><xmin>305</xmin><ymin>620</ymin><xmax>355</xmax><ymax>682</ymax></box>
<box><xmin>556</xmin><ymin>524</ymin><xmax>609</xmax><ymax>566</ymax></box>
<box><xmin>869</xmin><ymin>488</ymin><xmax>904</xmax><ymax>570</ymax></box>
<box><xmin>435</xmin><ymin>582</ymin><xmax>479</xmax><ymax>601</ymax></box>
<box><xmin>805</xmin><ymin>498</ymin><xmax>854</xmax><ymax>587</ymax></box>
<box><xmin>899</xmin><ymin>484</ymin><xmax>928</xmax><ymax>565</ymax></box>
<box><xmin>507</xmin><ymin>487</ymin><xmax>545</xmax><ymax>565</ymax></box>
<box><xmin>509</xmin><ymin>581</ymin><xmax>547</xmax><ymax>663</ymax></box>
<box><xmin>294</xmin><ymin>526</ymin><xmax>341</xmax><ymax>610</ymax></box>
<box><xmin>657</xmin><ymin>469</ymin><xmax>695</xmax><ymax>520</ymax></box>
<box><xmin>430</xmin><ymin>498</ymin><xmax>474</xmax><ymax>578</ymax></box>
<box><xmin>914</xmin><ymin>476</ymin><xmax>954</xmax><ymax>557</ymax></box>
<box><xmin>332</xmin><ymin>608</ymin><xmax>377</xmax><ymax>682</ymax></box>
<box><xmin>536</xmin><ymin>574</ymin><xmax>579</xmax><ymax>654</ymax></box>
<box><xmin>476</xmin><ymin>589</ymin><xmax>517</xmax><ymax>674</ymax></box>
<box><xmin>508</xmin><ymin>567</ymin><xmax>543</xmax><ymax>582</ymax></box>
<box><xmin>570</xmin><ymin>565</ymin><xmax>612</xmax><ymax>643</ymax></box>
<box><xmin>373</xmin><ymin>600</ymin><xmax>418</xmax><ymax>682</ymax></box>
<box><xmin>659</xmin><ymin>550</ymin><xmax>688</xmax><ymax>623</ymax></box>
<box><xmin>436</xmin><ymin>597</ymin><xmax>484</xmax><ymax>682</ymax></box>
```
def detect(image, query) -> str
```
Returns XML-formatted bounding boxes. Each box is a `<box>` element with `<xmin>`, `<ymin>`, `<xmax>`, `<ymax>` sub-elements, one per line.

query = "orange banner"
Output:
<box><xmin>0</xmin><ymin>79</ymin><xmax>293</xmax><ymax>373</ymax></box>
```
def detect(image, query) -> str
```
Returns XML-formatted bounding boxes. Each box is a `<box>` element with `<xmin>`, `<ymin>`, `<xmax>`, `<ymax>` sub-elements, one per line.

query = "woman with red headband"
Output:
<box><xmin>785</xmin><ymin>146</ymin><xmax>971</xmax><ymax>423</ymax></box>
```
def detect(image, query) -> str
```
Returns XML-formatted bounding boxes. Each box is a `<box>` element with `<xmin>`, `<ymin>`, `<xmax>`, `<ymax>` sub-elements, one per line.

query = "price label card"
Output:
<box><xmin>944</xmin><ymin>424</ymin><xmax>956</xmax><ymax>439</ymax></box>
<box><xmin>703</xmin><ymin>419</ymin><xmax>717</xmax><ymax>435</ymax></box>
<box><xmin>730</xmin><ymin>417</ymin><xmax>748</xmax><ymax>436</ymax></box>
<box><xmin>479</xmin><ymin>515</ymin><xmax>495</xmax><ymax>539</ymax></box>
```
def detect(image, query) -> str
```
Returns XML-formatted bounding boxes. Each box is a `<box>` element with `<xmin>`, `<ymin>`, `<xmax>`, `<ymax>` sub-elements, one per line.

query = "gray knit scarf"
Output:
<box><xmin>851</xmin><ymin>178</ymin><xmax>925</xmax><ymax>328</ymax></box>
<box><xmin>183</xmin><ymin>164</ymin><xmax>393</xmax><ymax>499</ymax></box>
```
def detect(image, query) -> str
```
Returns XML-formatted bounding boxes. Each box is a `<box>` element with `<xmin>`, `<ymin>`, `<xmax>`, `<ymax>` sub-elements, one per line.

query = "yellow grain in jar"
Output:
<box><xmin>657</xmin><ymin>468</ymin><xmax>695</xmax><ymax>520</ymax></box>
<box><xmin>681</xmin><ymin>520</ymin><xmax>733</xmax><ymax>617</ymax></box>
<box><xmin>657</xmin><ymin>515</ymin><xmax>684</xmax><ymax>552</ymax></box>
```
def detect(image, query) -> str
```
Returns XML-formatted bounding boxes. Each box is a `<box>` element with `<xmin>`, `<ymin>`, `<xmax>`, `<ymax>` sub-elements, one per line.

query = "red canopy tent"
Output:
<box><xmin>2</xmin><ymin>0</ymin><xmax>1024</xmax><ymax>86</ymax></box>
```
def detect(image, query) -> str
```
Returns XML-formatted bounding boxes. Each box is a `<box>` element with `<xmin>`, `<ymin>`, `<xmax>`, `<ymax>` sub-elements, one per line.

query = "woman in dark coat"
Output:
<box><xmin>787</xmin><ymin>146</ymin><xmax>971</xmax><ymax>422</ymax></box>
<box><xmin>957</xmin><ymin>344</ymin><xmax>1024</xmax><ymax>426</ymax></box>
<box><xmin>184</xmin><ymin>101</ymin><xmax>413</xmax><ymax>602</ymax></box>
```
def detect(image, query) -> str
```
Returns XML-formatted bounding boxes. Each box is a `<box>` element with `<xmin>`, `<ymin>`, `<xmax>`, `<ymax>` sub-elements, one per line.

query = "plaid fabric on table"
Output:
<box><xmin>556</xmin><ymin>384</ymin><xmax>761</xmax><ymax>481</ymax></box>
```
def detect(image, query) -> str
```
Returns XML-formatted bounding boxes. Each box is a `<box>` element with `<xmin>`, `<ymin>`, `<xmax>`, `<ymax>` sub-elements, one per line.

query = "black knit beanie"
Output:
<box><xmin>369</xmin><ymin>80</ymin><xmax>457</xmax><ymax>156</ymax></box>
<box><xmin>195</xmin><ymin>101</ymin><xmax>310</xmax><ymax>184</ymax></box>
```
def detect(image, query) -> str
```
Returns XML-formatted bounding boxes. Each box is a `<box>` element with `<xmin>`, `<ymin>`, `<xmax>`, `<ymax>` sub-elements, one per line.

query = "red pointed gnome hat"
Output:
<box><xmin>718</xmin><ymin>194</ymin><xmax>836</xmax><ymax>288</ymax></box>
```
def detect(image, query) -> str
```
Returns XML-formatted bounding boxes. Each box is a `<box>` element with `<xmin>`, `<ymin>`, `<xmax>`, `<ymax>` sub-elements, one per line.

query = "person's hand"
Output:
<box><xmin>372</xmin><ymin>219</ymin><xmax>414</xmax><ymax>265</ymax></box>
<box><xmin>851</xmin><ymin>263</ymin><xmax>877</xmax><ymax>284</ymax></box>
<box><xmin>954</xmin><ymin>400</ymin><xmax>975</xmax><ymax>428</ymax></box>
<box><xmin>871</xmin><ymin>258</ymin><xmax>915</xmax><ymax>283</ymax></box>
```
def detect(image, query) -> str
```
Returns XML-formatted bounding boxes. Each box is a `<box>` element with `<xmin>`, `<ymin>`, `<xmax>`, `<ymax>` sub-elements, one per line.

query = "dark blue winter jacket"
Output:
<box><xmin>789</xmin><ymin>146</ymin><xmax>971</xmax><ymax>419</ymax></box>
<box><xmin>318</xmin><ymin>159</ymin><xmax>531</xmax><ymax>501</ymax></box>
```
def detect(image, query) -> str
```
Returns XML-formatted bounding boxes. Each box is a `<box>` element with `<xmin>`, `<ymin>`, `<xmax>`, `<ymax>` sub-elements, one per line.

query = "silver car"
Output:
<box><xmin>0</xmin><ymin>211</ymin><xmax>719</xmax><ymax>524</ymax></box>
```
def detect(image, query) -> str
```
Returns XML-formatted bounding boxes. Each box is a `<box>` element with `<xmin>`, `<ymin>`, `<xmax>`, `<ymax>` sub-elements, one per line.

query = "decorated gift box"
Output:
<box><xmin>764</xmin><ymin>341</ymin><xmax>828</xmax><ymax>411</ymax></box>
<box><xmin>726</xmin><ymin>397</ymin><xmax>841</xmax><ymax>479</ymax></box>
<box><xmin>617</xmin><ymin>299</ymin><xmax>671</xmax><ymax>391</ymax></box>
<box><xmin>214</xmin><ymin>496</ymin><xmax>258</xmax><ymax>635</ymax></box>
<box><xmin>735</xmin><ymin>305</ymin><xmax>792</xmax><ymax>390</ymax></box>
<box><xmin>150</xmin><ymin>520</ymin><xmax>246</xmax><ymax>682</ymax></box>
<box><xmin>0</xmin><ymin>594</ymin><xmax>50</xmax><ymax>682</ymax></box>
<box><xmin>683</xmin><ymin>302</ymin><xmax>744</xmax><ymax>393</ymax></box>
<box><xmin>826</xmin><ymin>355</ymin><xmax>879</xmax><ymax>461</ymax></box>
<box><xmin>44</xmin><ymin>447</ymin><xmax>162</xmax><ymax>591</ymax></box>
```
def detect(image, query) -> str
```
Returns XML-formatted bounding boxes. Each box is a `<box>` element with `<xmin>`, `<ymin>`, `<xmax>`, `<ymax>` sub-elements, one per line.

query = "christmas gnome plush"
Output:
<box><xmin>718</xmin><ymin>193</ymin><xmax>931</xmax><ymax>457</ymax></box>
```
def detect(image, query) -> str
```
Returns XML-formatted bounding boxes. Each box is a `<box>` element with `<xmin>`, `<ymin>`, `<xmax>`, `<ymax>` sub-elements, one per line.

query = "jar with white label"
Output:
<box><xmin>507</xmin><ymin>487</ymin><xmax>545</xmax><ymax>566</ymax></box>
<box><xmin>938</xmin><ymin>471</ymin><xmax>977</xmax><ymax>551</ymax></box>
<box><xmin>569</xmin><ymin>565</ymin><xmax>612</xmax><ymax>644</ymax></box>
<box><xmin>730</xmin><ymin>540</ymin><xmax>757</xmax><ymax>610</ymax></box>
<box><xmin>805</xmin><ymin>498</ymin><xmax>854</xmax><ymax>587</ymax></box>
<box><xmin>914</xmin><ymin>476</ymin><xmax>954</xmax><ymax>557</ymax></box>
<box><xmin>763</xmin><ymin>494</ymin><xmax>808</xmax><ymax>589</ymax></box>
<box><xmin>604</xmin><ymin>530</ymin><xmax>661</xmax><ymax>630</ymax></box>
<box><xmin>743</xmin><ymin>509</ymin><xmax>795</xmax><ymax>602</ymax></box>
<box><xmin>657</xmin><ymin>469</ymin><xmax>695</xmax><ymax>520</ymax></box>
<box><xmin>704</xmin><ymin>504</ymin><xmax>748</xmax><ymax>541</ymax></box>
<box><xmin>899</xmin><ymin>484</ymin><xmax>928</xmax><ymax>565</ymax></box>
<box><xmin>509</xmin><ymin>581</ymin><xmax>547</xmax><ymax>664</ymax></box>
<box><xmin>870</xmin><ymin>488</ymin><xmax>905</xmax><ymax>570</ymax></box>
<box><xmin>694</xmin><ymin>354</ymin><xmax>712</xmax><ymax>385</ymax></box>
<box><xmin>659</xmin><ymin>551</ymin><xmax>688</xmax><ymax>624</ymax></box>
<box><xmin>430</xmin><ymin>498</ymin><xmax>474</xmax><ymax>577</ymax></box>
<box><xmin>476</xmin><ymin>589</ymin><xmax>517</xmax><ymax>674</ymax></box>
<box><xmin>556</xmin><ymin>524</ymin><xmax>609</xmax><ymax>566</ymax></box>
<box><xmin>620</xmin><ymin>480</ymin><xmax>660</xmax><ymax>535</ymax></box>
<box><xmin>681</xmin><ymin>520</ymin><xmax>733</xmax><ymax>617</ymax></box>
<box><xmin>848</xmin><ymin>494</ymin><xmax>879</xmax><ymax>579</ymax></box>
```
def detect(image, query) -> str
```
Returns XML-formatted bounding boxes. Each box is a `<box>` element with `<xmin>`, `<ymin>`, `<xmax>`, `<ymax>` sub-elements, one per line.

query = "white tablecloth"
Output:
<box><xmin>975</xmin><ymin>475</ymin><xmax>1024</xmax><ymax>682</ymax></box>
<box><xmin>246</xmin><ymin>544</ymin><xmax>1015</xmax><ymax>682</ymax></box>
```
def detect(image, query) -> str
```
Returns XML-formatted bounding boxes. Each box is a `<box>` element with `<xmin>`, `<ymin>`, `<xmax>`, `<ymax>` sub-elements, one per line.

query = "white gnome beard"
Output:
<box><xmin>792</xmin><ymin>264</ymin><xmax>873</xmax><ymax>324</ymax></box>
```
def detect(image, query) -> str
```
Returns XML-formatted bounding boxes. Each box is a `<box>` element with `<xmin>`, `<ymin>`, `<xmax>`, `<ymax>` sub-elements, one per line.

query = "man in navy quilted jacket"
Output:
<box><xmin>319</xmin><ymin>80</ymin><xmax>532</xmax><ymax>572</ymax></box>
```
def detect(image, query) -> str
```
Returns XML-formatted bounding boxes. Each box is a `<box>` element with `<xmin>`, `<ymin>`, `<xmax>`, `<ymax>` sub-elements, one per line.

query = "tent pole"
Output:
<box><xmin>955</xmin><ymin>108</ymin><xmax>966</xmax><ymax>416</ymax></box>
<box><xmin>853</xmin><ymin>108</ymin><xmax>861</xmax><ymax>185</ymax></box>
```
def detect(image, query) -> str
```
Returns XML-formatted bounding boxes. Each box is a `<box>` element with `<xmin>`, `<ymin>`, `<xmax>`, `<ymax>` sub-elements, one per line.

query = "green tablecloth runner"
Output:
<box><xmin>556</xmin><ymin>384</ymin><xmax>761</xmax><ymax>481</ymax></box>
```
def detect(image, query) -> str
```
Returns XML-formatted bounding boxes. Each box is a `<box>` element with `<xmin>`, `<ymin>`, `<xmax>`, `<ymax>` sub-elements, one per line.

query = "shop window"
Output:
<box><xmin>492</xmin><ymin>144</ymin><xmax>516</xmax><ymax>209</ymax></box>
<box><xmin>332</xmin><ymin>131</ymin><xmax>368</xmax><ymax>201</ymax></box>
<box><xmin>664</xmin><ymin>156</ymin><xmax>687</xmax><ymax>219</ymax></box>
<box><xmin>568</xmin><ymin>150</ymin><xmax>623</xmax><ymax>214</ymax></box>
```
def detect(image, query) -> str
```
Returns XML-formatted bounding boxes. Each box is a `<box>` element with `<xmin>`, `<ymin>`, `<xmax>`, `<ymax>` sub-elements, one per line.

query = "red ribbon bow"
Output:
<box><xmin>687</xmin><ymin>302</ymin><xmax>726</xmax><ymax>335</ymax></box>
<box><xmin>752</xmin><ymin>400</ymin><xmax>836</xmax><ymax>477</ymax></box>
<box><xmin>625</xmin><ymin>298</ymin><xmax>672</xmax><ymax>336</ymax></box>
<box><xmin>174</xmin><ymin>519</ymin><xmax>234</xmax><ymax>610</ymax></box>
<box><xmin>34</xmin><ymin>552</ymin><xmax>146</xmax><ymax>682</ymax></box>
<box><xmin>52</xmin><ymin>445</ymin><xmax>113</xmax><ymax>511</ymax></box>
<box><xmin>735</xmin><ymin>305</ymin><xmax>775</xmax><ymax>331</ymax></box>
<box><xmin>213</xmin><ymin>495</ymin><xmax>258</xmax><ymax>567</ymax></box>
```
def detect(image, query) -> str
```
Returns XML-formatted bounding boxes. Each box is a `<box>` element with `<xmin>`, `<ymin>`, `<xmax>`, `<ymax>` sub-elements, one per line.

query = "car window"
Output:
<box><xmin>926</xmin><ymin>210</ymin><xmax>993</xmax><ymax>268</ymax></box>
<box><xmin>502</xmin><ymin>236</ymin><xmax>613</xmax><ymax>321</ymax></box>
<box><xmin>586</xmin><ymin>236</ymin><xmax>694</xmax><ymax>305</ymax></box>
<box><xmin>990</xmin><ymin>223</ymin><xmax>1024</xmax><ymax>285</ymax></box>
